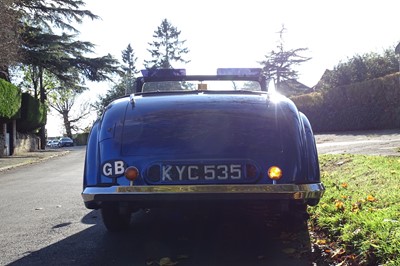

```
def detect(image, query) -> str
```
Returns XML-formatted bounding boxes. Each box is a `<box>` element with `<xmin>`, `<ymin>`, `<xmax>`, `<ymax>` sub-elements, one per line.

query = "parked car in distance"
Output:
<box><xmin>58</xmin><ymin>137</ymin><xmax>74</xmax><ymax>147</ymax></box>
<box><xmin>46</xmin><ymin>139</ymin><xmax>60</xmax><ymax>148</ymax></box>
<box><xmin>82</xmin><ymin>68</ymin><xmax>324</xmax><ymax>232</ymax></box>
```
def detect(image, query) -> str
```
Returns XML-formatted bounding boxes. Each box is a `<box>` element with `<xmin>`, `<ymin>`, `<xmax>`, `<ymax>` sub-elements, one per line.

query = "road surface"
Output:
<box><xmin>2</xmin><ymin>130</ymin><xmax>397</xmax><ymax>265</ymax></box>
<box><xmin>0</xmin><ymin>147</ymin><xmax>312</xmax><ymax>266</ymax></box>
<box><xmin>316</xmin><ymin>129</ymin><xmax>400</xmax><ymax>156</ymax></box>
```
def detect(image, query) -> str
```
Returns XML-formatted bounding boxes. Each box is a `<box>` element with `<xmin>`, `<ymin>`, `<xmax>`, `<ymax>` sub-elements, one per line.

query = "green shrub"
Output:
<box><xmin>292</xmin><ymin>73</ymin><xmax>400</xmax><ymax>132</ymax></box>
<box><xmin>17</xmin><ymin>93</ymin><xmax>47</xmax><ymax>132</ymax></box>
<box><xmin>73</xmin><ymin>132</ymin><xmax>89</xmax><ymax>146</ymax></box>
<box><xmin>0</xmin><ymin>79</ymin><xmax>21</xmax><ymax>120</ymax></box>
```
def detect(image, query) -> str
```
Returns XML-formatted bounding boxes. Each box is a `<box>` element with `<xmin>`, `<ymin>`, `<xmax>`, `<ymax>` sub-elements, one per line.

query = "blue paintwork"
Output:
<box><xmin>85</xmin><ymin>94</ymin><xmax>319</xmax><ymax>182</ymax></box>
<box><xmin>84</xmin><ymin>91</ymin><xmax>320</xmax><ymax>188</ymax></box>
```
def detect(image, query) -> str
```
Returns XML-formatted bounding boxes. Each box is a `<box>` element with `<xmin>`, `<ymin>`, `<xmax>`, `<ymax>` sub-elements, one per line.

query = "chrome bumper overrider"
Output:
<box><xmin>82</xmin><ymin>183</ymin><xmax>325</xmax><ymax>203</ymax></box>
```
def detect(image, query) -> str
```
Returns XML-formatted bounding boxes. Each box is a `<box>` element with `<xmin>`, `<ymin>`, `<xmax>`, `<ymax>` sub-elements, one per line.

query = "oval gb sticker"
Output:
<box><xmin>102</xmin><ymin>160</ymin><xmax>127</xmax><ymax>178</ymax></box>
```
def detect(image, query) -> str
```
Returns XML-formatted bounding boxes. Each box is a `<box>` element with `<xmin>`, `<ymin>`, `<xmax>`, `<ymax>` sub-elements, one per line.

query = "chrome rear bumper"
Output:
<box><xmin>82</xmin><ymin>183</ymin><xmax>325</xmax><ymax>208</ymax></box>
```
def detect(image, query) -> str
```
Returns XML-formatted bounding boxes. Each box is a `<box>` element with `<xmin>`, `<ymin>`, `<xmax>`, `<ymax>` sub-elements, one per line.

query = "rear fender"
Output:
<box><xmin>299</xmin><ymin>112</ymin><xmax>320</xmax><ymax>182</ymax></box>
<box><xmin>83</xmin><ymin>120</ymin><xmax>100</xmax><ymax>188</ymax></box>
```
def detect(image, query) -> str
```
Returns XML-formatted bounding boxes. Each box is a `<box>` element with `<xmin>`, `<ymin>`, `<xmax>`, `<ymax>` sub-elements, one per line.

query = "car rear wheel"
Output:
<box><xmin>101</xmin><ymin>203</ymin><xmax>131</xmax><ymax>232</ymax></box>
<box><xmin>279</xmin><ymin>203</ymin><xmax>309</xmax><ymax>231</ymax></box>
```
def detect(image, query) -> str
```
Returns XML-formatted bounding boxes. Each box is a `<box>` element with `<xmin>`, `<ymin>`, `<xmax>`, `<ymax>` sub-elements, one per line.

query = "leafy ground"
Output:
<box><xmin>308</xmin><ymin>154</ymin><xmax>400</xmax><ymax>265</ymax></box>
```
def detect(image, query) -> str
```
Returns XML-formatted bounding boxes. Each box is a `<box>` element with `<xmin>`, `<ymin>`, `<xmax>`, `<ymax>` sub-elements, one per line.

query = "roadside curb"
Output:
<box><xmin>0</xmin><ymin>150</ymin><xmax>70</xmax><ymax>172</ymax></box>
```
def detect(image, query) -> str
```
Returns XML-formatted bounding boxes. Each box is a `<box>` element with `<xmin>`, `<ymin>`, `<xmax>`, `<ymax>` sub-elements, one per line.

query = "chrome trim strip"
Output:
<box><xmin>82</xmin><ymin>183</ymin><xmax>325</xmax><ymax>202</ymax></box>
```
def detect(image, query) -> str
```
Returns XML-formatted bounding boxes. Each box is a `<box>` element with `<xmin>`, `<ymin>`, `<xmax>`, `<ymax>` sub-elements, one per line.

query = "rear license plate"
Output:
<box><xmin>161</xmin><ymin>164</ymin><xmax>243</xmax><ymax>182</ymax></box>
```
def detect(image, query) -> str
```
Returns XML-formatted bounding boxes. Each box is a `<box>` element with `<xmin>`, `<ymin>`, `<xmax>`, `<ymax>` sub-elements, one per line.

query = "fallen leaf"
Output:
<box><xmin>331</xmin><ymin>248</ymin><xmax>345</xmax><ymax>259</ymax></box>
<box><xmin>351</xmin><ymin>202</ymin><xmax>362</xmax><ymax>212</ymax></box>
<box><xmin>158</xmin><ymin>257</ymin><xmax>178</xmax><ymax>266</ymax></box>
<box><xmin>35</xmin><ymin>207</ymin><xmax>43</xmax><ymax>210</ymax></box>
<box><xmin>335</xmin><ymin>200</ymin><xmax>344</xmax><ymax>210</ymax></box>
<box><xmin>367</xmin><ymin>195</ymin><xmax>376</xmax><ymax>202</ymax></box>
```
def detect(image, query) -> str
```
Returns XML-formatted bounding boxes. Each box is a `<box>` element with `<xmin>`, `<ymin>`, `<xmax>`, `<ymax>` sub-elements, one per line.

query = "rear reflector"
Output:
<box><xmin>125</xmin><ymin>166</ymin><xmax>139</xmax><ymax>181</ymax></box>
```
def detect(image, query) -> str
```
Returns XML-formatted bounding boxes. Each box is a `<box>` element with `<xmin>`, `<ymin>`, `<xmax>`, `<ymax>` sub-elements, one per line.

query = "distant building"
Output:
<box><xmin>276</xmin><ymin>79</ymin><xmax>313</xmax><ymax>97</ymax></box>
<box><xmin>312</xmin><ymin>69</ymin><xmax>332</xmax><ymax>91</ymax></box>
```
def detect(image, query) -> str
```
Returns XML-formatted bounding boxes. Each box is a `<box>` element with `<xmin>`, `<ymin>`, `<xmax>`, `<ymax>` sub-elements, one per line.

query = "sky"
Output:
<box><xmin>46</xmin><ymin>0</ymin><xmax>400</xmax><ymax>136</ymax></box>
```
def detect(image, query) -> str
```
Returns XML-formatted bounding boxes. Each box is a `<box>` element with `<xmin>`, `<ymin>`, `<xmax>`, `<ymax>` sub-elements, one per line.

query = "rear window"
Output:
<box><xmin>142</xmin><ymin>80</ymin><xmax>261</xmax><ymax>92</ymax></box>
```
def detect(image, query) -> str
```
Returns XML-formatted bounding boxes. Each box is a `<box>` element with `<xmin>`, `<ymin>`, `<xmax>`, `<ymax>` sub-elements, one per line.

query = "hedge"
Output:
<box><xmin>291</xmin><ymin>73</ymin><xmax>400</xmax><ymax>132</ymax></box>
<box><xmin>17</xmin><ymin>93</ymin><xmax>47</xmax><ymax>132</ymax></box>
<box><xmin>0</xmin><ymin>79</ymin><xmax>21</xmax><ymax>120</ymax></box>
<box><xmin>74</xmin><ymin>132</ymin><xmax>89</xmax><ymax>146</ymax></box>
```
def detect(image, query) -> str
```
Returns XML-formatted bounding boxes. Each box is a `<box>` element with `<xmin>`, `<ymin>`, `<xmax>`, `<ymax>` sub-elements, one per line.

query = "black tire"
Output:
<box><xmin>279</xmin><ymin>203</ymin><xmax>309</xmax><ymax>232</ymax></box>
<box><xmin>101</xmin><ymin>203</ymin><xmax>131</xmax><ymax>232</ymax></box>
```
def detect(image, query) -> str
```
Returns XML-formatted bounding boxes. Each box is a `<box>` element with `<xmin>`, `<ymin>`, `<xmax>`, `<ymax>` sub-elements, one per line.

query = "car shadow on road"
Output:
<box><xmin>10</xmin><ymin>207</ymin><xmax>317</xmax><ymax>266</ymax></box>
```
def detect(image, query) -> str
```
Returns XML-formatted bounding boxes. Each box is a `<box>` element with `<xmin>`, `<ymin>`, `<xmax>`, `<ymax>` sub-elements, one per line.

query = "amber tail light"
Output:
<box><xmin>268</xmin><ymin>166</ymin><xmax>282</xmax><ymax>181</ymax></box>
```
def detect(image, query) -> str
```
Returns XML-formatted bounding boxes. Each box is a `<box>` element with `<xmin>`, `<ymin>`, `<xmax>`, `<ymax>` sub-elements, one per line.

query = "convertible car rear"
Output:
<box><xmin>82</xmin><ymin>68</ymin><xmax>324</xmax><ymax>231</ymax></box>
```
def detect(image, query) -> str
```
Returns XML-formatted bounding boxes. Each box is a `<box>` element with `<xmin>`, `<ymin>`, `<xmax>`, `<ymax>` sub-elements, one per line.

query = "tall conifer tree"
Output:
<box><xmin>259</xmin><ymin>25</ymin><xmax>311</xmax><ymax>84</ymax></box>
<box><xmin>144</xmin><ymin>19</ymin><xmax>190</xmax><ymax>69</ymax></box>
<box><xmin>14</xmin><ymin>0</ymin><xmax>120</xmax><ymax>148</ymax></box>
<box><xmin>121</xmin><ymin>44</ymin><xmax>139</xmax><ymax>94</ymax></box>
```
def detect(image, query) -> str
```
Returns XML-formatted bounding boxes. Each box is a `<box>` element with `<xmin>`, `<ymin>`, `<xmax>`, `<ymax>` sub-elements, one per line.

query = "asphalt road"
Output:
<box><xmin>316</xmin><ymin>129</ymin><xmax>400</xmax><ymax>156</ymax></box>
<box><xmin>0</xmin><ymin>147</ymin><xmax>314</xmax><ymax>266</ymax></box>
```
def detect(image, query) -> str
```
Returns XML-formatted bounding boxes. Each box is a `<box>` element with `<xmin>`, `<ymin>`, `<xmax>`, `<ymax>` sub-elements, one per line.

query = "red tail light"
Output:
<box><xmin>125</xmin><ymin>166</ymin><xmax>139</xmax><ymax>182</ymax></box>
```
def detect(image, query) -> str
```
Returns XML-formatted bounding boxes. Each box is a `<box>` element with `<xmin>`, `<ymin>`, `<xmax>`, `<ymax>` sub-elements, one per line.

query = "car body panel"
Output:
<box><xmin>82</xmin><ymin>69</ymin><xmax>324</xmax><ymax>211</ymax></box>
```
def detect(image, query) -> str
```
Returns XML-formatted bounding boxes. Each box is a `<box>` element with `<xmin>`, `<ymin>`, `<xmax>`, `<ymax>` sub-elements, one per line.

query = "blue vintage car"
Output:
<box><xmin>82</xmin><ymin>68</ymin><xmax>324</xmax><ymax>231</ymax></box>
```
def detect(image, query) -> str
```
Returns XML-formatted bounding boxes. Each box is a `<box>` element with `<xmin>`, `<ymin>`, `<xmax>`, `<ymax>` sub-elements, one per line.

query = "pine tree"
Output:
<box><xmin>16</xmin><ymin>0</ymin><xmax>98</xmax><ymax>33</ymax></box>
<box><xmin>144</xmin><ymin>19</ymin><xmax>190</xmax><ymax>69</ymax></box>
<box><xmin>259</xmin><ymin>25</ymin><xmax>311</xmax><ymax>84</ymax></box>
<box><xmin>121</xmin><ymin>44</ymin><xmax>139</xmax><ymax>94</ymax></box>
<box><xmin>0</xmin><ymin>0</ymin><xmax>20</xmax><ymax>73</ymax></box>
<box><xmin>94</xmin><ymin>44</ymin><xmax>140</xmax><ymax>114</ymax></box>
<box><xmin>19</xmin><ymin>24</ymin><xmax>121</xmax><ymax>98</ymax></box>
<box><xmin>14</xmin><ymin>0</ymin><xmax>120</xmax><ymax>149</ymax></box>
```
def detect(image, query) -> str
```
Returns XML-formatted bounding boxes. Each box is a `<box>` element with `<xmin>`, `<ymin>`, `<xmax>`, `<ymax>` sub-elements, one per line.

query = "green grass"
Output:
<box><xmin>308</xmin><ymin>154</ymin><xmax>400</xmax><ymax>265</ymax></box>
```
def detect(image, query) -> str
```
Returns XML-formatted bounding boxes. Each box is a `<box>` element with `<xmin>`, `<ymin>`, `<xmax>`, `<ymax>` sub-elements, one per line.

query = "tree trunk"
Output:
<box><xmin>62</xmin><ymin>111</ymin><xmax>72</xmax><ymax>139</ymax></box>
<box><xmin>39</xmin><ymin>67</ymin><xmax>46</xmax><ymax>149</ymax></box>
<box><xmin>2</xmin><ymin>123</ymin><xmax>6</xmax><ymax>156</ymax></box>
<box><xmin>11</xmin><ymin>119</ymin><xmax>16</xmax><ymax>155</ymax></box>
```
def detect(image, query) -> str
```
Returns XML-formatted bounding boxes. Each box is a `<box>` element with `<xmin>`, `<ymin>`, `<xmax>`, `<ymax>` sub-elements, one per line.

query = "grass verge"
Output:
<box><xmin>308</xmin><ymin>154</ymin><xmax>400</xmax><ymax>265</ymax></box>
